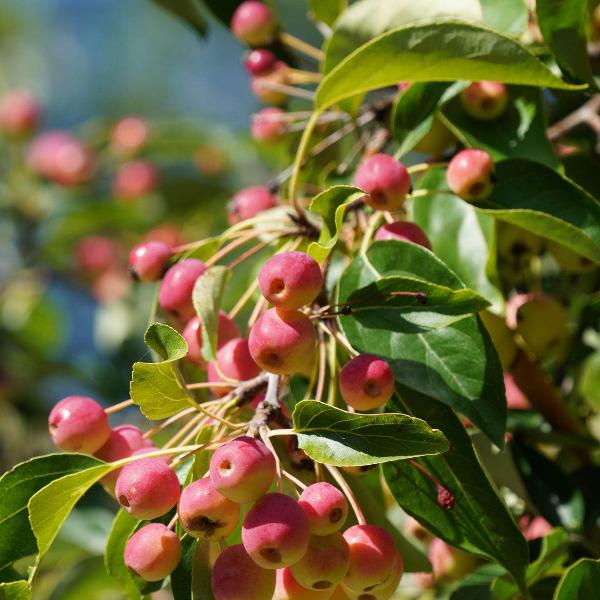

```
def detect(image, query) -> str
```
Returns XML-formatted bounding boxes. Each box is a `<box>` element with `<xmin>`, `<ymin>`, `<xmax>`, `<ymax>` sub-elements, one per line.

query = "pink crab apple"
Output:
<box><xmin>128</xmin><ymin>240</ymin><xmax>172</xmax><ymax>282</ymax></box>
<box><xmin>374</xmin><ymin>221</ymin><xmax>432</xmax><ymax>249</ymax></box>
<box><xmin>258</xmin><ymin>251</ymin><xmax>323</xmax><ymax>311</ymax></box>
<box><xmin>48</xmin><ymin>395</ymin><xmax>110</xmax><ymax>454</ymax></box>
<box><xmin>428</xmin><ymin>537</ymin><xmax>478</xmax><ymax>581</ymax></box>
<box><xmin>75</xmin><ymin>235</ymin><xmax>120</xmax><ymax>276</ymax></box>
<box><xmin>158</xmin><ymin>258</ymin><xmax>207</xmax><ymax>320</ymax></box>
<box><xmin>460</xmin><ymin>81</ymin><xmax>508</xmax><ymax>121</ymax></box>
<box><xmin>0</xmin><ymin>90</ymin><xmax>42</xmax><ymax>136</ymax></box>
<box><xmin>249</xmin><ymin>308</ymin><xmax>316</xmax><ymax>376</ymax></box>
<box><xmin>276</xmin><ymin>568</ymin><xmax>337</xmax><ymax>600</ymax></box>
<box><xmin>124</xmin><ymin>523</ymin><xmax>181</xmax><ymax>581</ymax></box>
<box><xmin>209</xmin><ymin>436</ymin><xmax>276</xmax><ymax>503</ymax></box>
<box><xmin>446</xmin><ymin>148</ymin><xmax>495</xmax><ymax>202</ymax></box>
<box><xmin>207</xmin><ymin>337</ymin><xmax>261</xmax><ymax>396</ymax></box>
<box><xmin>342</xmin><ymin>524</ymin><xmax>401</xmax><ymax>594</ymax></box>
<box><xmin>27</xmin><ymin>131</ymin><xmax>95</xmax><ymax>186</ymax></box>
<box><xmin>244</xmin><ymin>48</ymin><xmax>278</xmax><ymax>75</ymax></box>
<box><xmin>242</xmin><ymin>492</ymin><xmax>310</xmax><ymax>569</ymax></box>
<box><xmin>353</xmin><ymin>153</ymin><xmax>411</xmax><ymax>211</ymax></box>
<box><xmin>178</xmin><ymin>476</ymin><xmax>240</xmax><ymax>540</ymax></box>
<box><xmin>298</xmin><ymin>482</ymin><xmax>349</xmax><ymax>535</ymax></box>
<box><xmin>110</xmin><ymin>116</ymin><xmax>150</xmax><ymax>154</ymax></box>
<box><xmin>341</xmin><ymin>553</ymin><xmax>403</xmax><ymax>600</ymax></box>
<box><xmin>251</xmin><ymin>107</ymin><xmax>287</xmax><ymax>143</ymax></box>
<box><xmin>504</xmin><ymin>373</ymin><xmax>531</xmax><ymax>410</ymax></box>
<box><xmin>211</xmin><ymin>544</ymin><xmax>276</xmax><ymax>600</ymax></box>
<box><xmin>182</xmin><ymin>311</ymin><xmax>240</xmax><ymax>367</ymax></box>
<box><xmin>520</xmin><ymin>515</ymin><xmax>552</xmax><ymax>541</ymax></box>
<box><xmin>113</xmin><ymin>159</ymin><xmax>158</xmax><ymax>200</ymax></box>
<box><xmin>291</xmin><ymin>532</ymin><xmax>350</xmax><ymax>591</ymax></box>
<box><xmin>339</xmin><ymin>354</ymin><xmax>394</xmax><ymax>412</ymax></box>
<box><xmin>115</xmin><ymin>457</ymin><xmax>180</xmax><ymax>520</ymax></box>
<box><xmin>251</xmin><ymin>61</ymin><xmax>289</xmax><ymax>105</ymax></box>
<box><xmin>231</xmin><ymin>1</ymin><xmax>277</xmax><ymax>46</ymax></box>
<box><xmin>228</xmin><ymin>185</ymin><xmax>278</xmax><ymax>224</ymax></box>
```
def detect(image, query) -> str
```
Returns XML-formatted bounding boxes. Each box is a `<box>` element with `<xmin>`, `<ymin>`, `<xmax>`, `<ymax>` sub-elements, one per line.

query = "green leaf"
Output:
<box><xmin>192</xmin><ymin>266</ymin><xmax>231</xmax><ymax>361</ymax></box>
<box><xmin>0</xmin><ymin>581</ymin><xmax>31</xmax><ymax>600</ymax></box>
<box><xmin>338</xmin><ymin>242</ymin><xmax>506</xmax><ymax>446</ymax></box>
<box><xmin>0</xmin><ymin>454</ymin><xmax>101</xmax><ymax>571</ymax></box>
<box><xmin>392</xmin><ymin>82</ymin><xmax>464</xmax><ymax>157</ymax></box>
<box><xmin>554</xmin><ymin>558</ymin><xmax>600</xmax><ymax>599</ymax></box>
<box><xmin>323</xmin><ymin>0</ymin><xmax>483</xmax><ymax>73</ymax></box>
<box><xmin>317</xmin><ymin>21</ymin><xmax>584</xmax><ymax>109</ymax></box>
<box><xmin>476</xmin><ymin>159</ymin><xmax>600</xmax><ymax>264</ymax></box>
<box><xmin>308</xmin><ymin>185</ymin><xmax>366</xmax><ymax>263</ymax></box>
<box><xmin>191</xmin><ymin>541</ymin><xmax>215</xmax><ymax>600</ymax></box>
<box><xmin>383</xmin><ymin>391</ymin><xmax>528</xmax><ymax>591</ymax></box>
<box><xmin>150</xmin><ymin>0</ymin><xmax>207</xmax><ymax>37</ymax></box>
<box><xmin>411</xmin><ymin>168</ymin><xmax>503</xmax><ymax>311</ymax></box>
<box><xmin>291</xmin><ymin>400</ymin><xmax>449</xmax><ymax>467</ymax></box>
<box><xmin>578</xmin><ymin>352</ymin><xmax>600</xmax><ymax>410</ymax></box>
<box><xmin>479</xmin><ymin>0</ymin><xmax>527</xmax><ymax>37</ymax></box>
<box><xmin>441</xmin><ymin>87</ymin><xmax>560</xmax><ymax>169</ymax></box>
<box><xmin>309</xmin><ymin>0</ymin><xmax>346</xmax><ymax>27</ymax></box>
<box><xmin>192</xmin><ymin>425</ymin><xmax>218</xmax><ymax>480</ymax></box>
<box><xmin>131</xmin><ymin>323</ymin><xmax>194</xmax><ymax>420</ymax></box>
<box><xmin>537</xmin><ymin>0</ymin><xmax>596</xmax><ymax>87</ymax></box>
<box><xmin>172</xmin><ymin>536</ymin><xmax>196</xmax><ymax>600</ymax></box>
<box><xmin>28</xmin><ymin>463</ymin><xmax>113</xmax><ymax>565</ymax></box>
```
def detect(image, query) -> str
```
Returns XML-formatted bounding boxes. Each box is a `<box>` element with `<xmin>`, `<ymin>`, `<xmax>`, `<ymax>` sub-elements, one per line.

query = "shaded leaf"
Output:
<box><xmin>554</xmin><ymin>558</ymin><xmax>600</xmax><ymax>599</ymax></box>
<box><xmin>192</xmin><ymin>541</ymin><xmax>215</xmax><ymax>600</ymax></box>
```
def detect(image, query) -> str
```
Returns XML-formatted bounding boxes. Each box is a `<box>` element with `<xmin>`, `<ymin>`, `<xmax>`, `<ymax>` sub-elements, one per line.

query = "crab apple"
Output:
<box><xmin>124</xmin><ymin>523</ymin><xmax>181</xmax><ymax>582</ymax></box>
<box><xmin>298</xmin><ymin>482</ymin><xmax>349</xmax><ymax>536</ymax></box>
<box><xmin>276</xmin><ymin>568</ymin><xmax>337</xmax><ymax>600</ymax></box>
<box><xmin>374</xmin><ymin>221</ymin><xmax>432</xmax><ymax>250</ymax></box>
<box><xmin>231</xmin><ymin>1</ymin><xmax>277</xmax><ymax>46</ymax></box>
<box><xmin>212</xmin><ymin>544</ymin><xmax>276</xmax><ymax>600</ymax></box>
<box><xmin>428</xmin><ymin>538</ymin><xmax>478</xmax><ymax>581</ymax></box>
<box><xmin>413</xmin><ymin>116</ymin><xmax>456</xmax><ymax>157</ymax></box>
<box><xmin>506</xmin><ymin>292</ymin><xmax>567</xmax><ymax>356</ymax></box>
<box><xmin>178</xmin><ymin>477</ymin><xmax>240</xmax><ymax>540</ymax></box>
<box><xmin>158</xmin><ymin>258</ymin><xmax>207</xmax><ymax>320</ymax></box>
<box><xmin>341</xmin><ymin>554</ymin><xmax>403</xmax><ymax>600</ymax></box>
<box><xmin>504</xmin><ymin>373</ymin><xmax>531</xmax><ymax>410</ymax></box>
<box><xmin>244</xmin><ymin>48</ymin><xmax>278</xmax><ymax>75</ymax></box>
<box><xmin>207</xmin><ymin>338</ymin><xmax>261</xmax><ymax>396</ymax></box>
<box><xmin>404</xmin><ymin>515</ymin><xmax>432</xmax><ymax>542</ymax></box>
<box><xmin>251</xmin><ymin>107</ymin><xmax>287</xmax><ymax>143</ymax></box>
<box><xmin>115</xmin><ymin>457</ymin><xmax>180</xmax><ymax>520</ymax></box>
<box><xmin>27</xmin><ymin>131</ymin><xmax>94</xmax><ymax>186</ymax></box>
<box><xmin>113</xmin><ymin>159</ymin><xmax>158</xmax><ymax>200</ymax></box>
<box><xmin>48</xmin><ymin>395</ymin><xmax>110</xmax><ymax>454</ymax></box>
<box><xmin>354</xmin><ymin>153</ymin><xmax>411</xmax><ymax>211</ymax></box>
<box><xmin>249</xmin><ymin>308</ymin><xmax>316</xmax><ymax>376</ymax></box>
<box><xmin>520</xmin><ymin>515</ymin><xmax>552</xmax><ymax>541</ymax></box>
<box><xmin>291</xmin><ymin>532</ymin><xmax>350</xmax><ymax>591</ymax></box>
<box><xmin>446</xmin><ymin>148</ymin><xmax>495</xmax><ymax>202</ymax></box>
<box><xmin>0</xmin><ymin>90</ymin><xmax>41</xmax><ymax>136</ymax></box>
<box><xmin>110</xmin><ymin>116</ymin><xmax>150</xmax><ymax>154</ymax></box>
<box><xmin>182</xmin><ymin>311</ymin><xmax>240</xmax><ymax>367</ymax></box>
<box><xmin>259</xmin><ymin>251</ymin><xmax>323</xmax><ymax>311</ymax></box>
<box><xmin>497</xmin><ymin>221</ymin><xmax>544</xmax><ymax>271</ymax></box>
<box><xmin>460</xmin><ymin>81</ymin><xmax>508</xmax><ymax>121</ymax></box>
<box><xmin>342</xmin><ymin>524</ymin><xmax>400</xmax><ymax>594</ymax></box>
<box><xmin>548</xmin><ymin>241</ymin><xmax>597</xmax><ymax>273</ymax></box>
<box><xmin>210</xmin><ymin>436</ymin><xmax>276</xmax><ymax>504</ymax></box>
<box><xmin>242</xmin><ymin>492</ymin><xmax>310</xmax><ymax>569</ymax></box>
<box><xmin>339</xmin><ymin>354</ymin><xmax>394</xmax><ymax>412</ymax></box>
<box><xmin>229</xmin><ymin>185</ymin><xmax>278</xmax><ymax>224</ymax></box>
<box><xmin>251</xmin><ymin>61</ymin><xmax>289</xmax><ymax>105</ymax></box>
<box><xmin>128</xmin><ymin>240</ymin><xmax>171</xmax><ymax>282</ymax></box>
<box><xmin>75</xmin><ymin>235</ymin><xmax>120</xmax><ymax>275</ymax></box>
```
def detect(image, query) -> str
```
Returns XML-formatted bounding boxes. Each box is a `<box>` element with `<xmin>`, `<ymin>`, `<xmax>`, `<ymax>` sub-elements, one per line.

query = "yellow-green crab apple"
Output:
<box><xmin>228</xmin><ymin>185</ymin><xmax>278</xmax><ymax>223</ymax></box>
<box><xmin>158</xmin><ymin>258</ymin><xmax>206</xmax><ymax>320</ymax></box>
<box><xmin>446</xmin><ymin>148</ymin><xmax>495</xmax><ymax>202</ymax></box>
<box><xmin>374</xmin><ymin>221</ymin><xmax>432</xmax><ymax>249</ymax></box>
<box><xmin>548</xmin><ymin>241</ymin><xmax>597</xmax><ymax>273</ymax></box>
<box><xmin>230</xmin><ymin>1</ymin><xmax>277</xmax><ymax>46</ymax></box>
<box><xmin>339</xmin><ymin>354</ymin><xmax>394</xmax><ymax>411</ymax></box>
<box><xmin>276</xmin><ymin>568</ymin><xmax>337</xmax><ymax>600</ymax></box>
<box><xmin>128</xmin><ymin>240</ymin><xmax>171</xmax><ymax>281</ymax></box>
<box><xmin>341</xmin><ymin>553</ymin><xmax>403</xmax><ymax>600</ymax></box>
<box><xmin>298</xmin><ymin>482</ymin><xmax>349</xmax><ymax>535</ymax></box>
<box><xmin>182</xmin><ymin>311</ymin><xmax>240</xmax><ymax>367</ymax></box>
<box><xmin>354</xmin><ymin>153</ymin><xmax>411</xmax><ymax>211</ymax></box>
<box><xmin>207</xmin><ymin>337</ymin><xmax>261</xmax><ymax>396</ymax></box>
<box><xmin>460</xmin><ymin>81</ymin><xmax>508</xmax><ymax>121</ymax></box>
<box><xmin>110</xmin><ymin>116</ymin><xmax>150</xmax><ymax>154</ymax></box>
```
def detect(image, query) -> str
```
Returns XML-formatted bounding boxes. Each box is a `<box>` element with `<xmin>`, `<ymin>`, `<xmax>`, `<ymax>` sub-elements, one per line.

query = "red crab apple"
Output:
<box><xmin>113</xmin><ymin>159</ymin><xmax>158</xmax><ymax>200</ymax></box>
<box><xmin>251</xmin><ymin>107</ymin><xmax>287</xmax><ymax>143</ymax></box>
<box><xmin>374</xmin><ymin>221</ymin><xmax>432</xmax><ymax>249</ymax></box>
<box><xmin>212</xmin><ymin>544</ymin><xmax>276</xmax><ymax>600</ymax></box>
<box><xmin>207</xmin><ymin>337</ymin><xmax>261</xmax><ymax>396</ymax></box>
<box><xmin>298</xmin><ymin>482</ymin><xmax>349</xmax><ymax>536</ymax></box>
<box><xmin>244</xmin><ymin>48</ymin><xmax>278</xmax><ymax>75</ymax></box>
<box><xmin>231</xmin><ymin>1</ymin><xmax>277</xmax><ymax>46</ymax></box>
<box><xmin>428</xmin><ymin>537</ymin><xmax>478</xmax><ymax>581</ymax></box>
<box><xmin>75</xmin><ymin>235</ymin><xmax>120</xmax><ymax>276</ymax></box>
<box><xmin>209</xmin><ymin>436</ymin><xmax>276</xmax><ymax>504</ymax></box>
<box><xmin>110</xmin><ymin>116</ymin><xmax>150</xmax><ymax>154</ymax></box>
<box><xmin>354</xmin><ymin>153</ymin><xmax>411</xmax><ymax>211</ymax></box>
<box><xmin>228</xmin><ymin>185</ymin><xmax>278</xmax><ymax>223</ymax></box>
<box><xmin>341</xmin><ymin>553</ymin><xmax>403</xmax><ymax>600</ymax></box>
<box><xmin>158</xmin><ymin>258</ymin><xmax>207</xmax><ymax>320</ymax></box>
<box><xmin>182</xmin><ymin>311</ymin><xmax>241</xmax><ymax>367</ymax></box>
<box><xmin>128</xmin><ymin>240</ymin><xmax>172</xmax><ymax>282</ymax></box>
<box><xmin>339</xmin><ymin>354</ymin><xmax>394</xmax><ymax>412</ymax></box>
<box><xmin>460</xmin><ymin>81</ymin><xmax>508</xmax><ymax>121</ymax></box>
<box><xmin>251</xmin><ymin>61</ymin><xmax>289</xmax><ymax>105</ymax></box>
<box><xmin>124</xmin><ymin>523</ymin><xmax>181</xmax><ymax>582</ymax></box>
<box><xmin>48</xmin><ymin>395</ymin><xmax>110</xmax><ymax>454</ymax></box>
<box><xmin>446</xmin><ymin>149</ymin><xmax>495</xmax><ymax>202</ymax></box>
<box><xmin>0</xmin><ymin>89</ymin><xmax>41</xmax><ymax>136</ymax></box>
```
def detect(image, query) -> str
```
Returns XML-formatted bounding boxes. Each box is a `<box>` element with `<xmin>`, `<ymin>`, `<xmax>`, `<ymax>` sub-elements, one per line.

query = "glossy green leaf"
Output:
<box><xmin>441</xmin><ymin>87</ymin><xmax>560</xmax><ymax>169</ymax></box>
<box><xmin>537</xmin><ymin>0</ymin><xmax>595</xmax><ymax>86</ymax></box>
<box><xmin>477</xmin><ymin>159</ymin><xmax>600</xmax><ymax>263</ymax></box>
<box><xmin>150</xmin><ymin>0</ymin><xmax>207</xmax><ymax>37</ymax></box>
<box><xmin>317</xmin><ymin>21</ymin><xmax>584</xmax><ymax>109</ymax></box>
<box><xmin>131</xmin><ymin>323</ymin><xmax>194</xmax><ymax>420</ymax></box>
<box><xmin>383</xmin><ymin>390</ymin><xmax>528</xmax><ymax>590</ymax></box>
<box><xmin>28</xmin><ymin>463</ymin><xmax>113</xmax><ymax>565</ymax></box>
<box><xmin>0</xmin><ymin>581</ymin><xmax>31</xmax><ymax>600</ymax></box>
<box><xmin>308</xmin><ymin>185</ymin><xmax>365</xmax><ymax>263</ymax></box>
<box><xmin>323</xmin><ymin>0</ymin><xmax>483</xmax><ymax>73</ymax></box>
<box><xmin>554</xmin><ymin>558</ymin><xmax>600</xmax><ymax>599</ymax></box>
<box><xmin>479</xmin><ymin>0</ymin><xmax>527</xmax><ymax>36</ymax></box>
<box><xmin>338</xmin><ymin>242</ymin><xmax>506</xmax><ymax>446</ymax></box>
<box><xmin>309</xmin><ymin>0</ymin><xmax>346</xmax><ymax>27</ymax></box>
<box><xmin>449</xmin><ymin>563</ymin><xmax>505</xmax><ymax>599</ymax></box>
<box><xmin>193</xmin><ymin>266</ymin><xmax>231</xmax><ymax>361</ymax></box>
<box><xmin>0</xmin><ymin>454</ymin><xmax>101</xmax><ymax>571</ymax></box>
<box><xmin>291</xmin><ymin>400</ymin><xmax>449</xmax><ymax>466</ymax></box>
<box><xmin>411</xmin><ymin>168</ymin><xmax>503</xmax><ymax>311</ymax></box>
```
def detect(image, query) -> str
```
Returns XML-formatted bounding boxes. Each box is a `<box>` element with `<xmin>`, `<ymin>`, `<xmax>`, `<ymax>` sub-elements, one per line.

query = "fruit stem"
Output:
<box><xmin>279</xmin><ymin>31</ymin><xmax>324</xmax><ymax>61</ymax></box>
<box><xmin>163</xmin><ymin>414</ymin><xmax>205</xmax><ymax>449</ymax></box>
<box><xmin>143</xmin><ymin>407</ymin><xmax>198</xmax><ymax>439</ymax></box>
<box><xmin>324</xmin><ymin>464</ymin><xmax>367</xmax><ymax>525</ymax></box>
<box><xmin>317</xmin><ymin>321</ymin><xmax>358</xmax><ymax>357</ymax></box>
<box><xmin>167</xmin><ymin>514</ymin><xmax>178</xmax><ymax>530</ymax></box>
<box><xmin>314</xmin><ymin>328</ymin><xmax>327</xmax><ymax>403</ymax></box>
<box><xmin>282</xmin><ymin>468</ymin><xmax>308</xmax><ymax>492</ymax></box>
<box><xmin>260</xmin><ymin>425</ymin><xmax>283</xmax><ymax>493</ymax></box>
<box><xmin>408</xmin><ymin>460</ymin><xmax>455</xmax><ymax>510</ymax></box>
<box><xmin>285</xmin><ymin>68</ymin><xmax>323</xmax><ymax>85</ymax></box>
<box><xmin>407</xmin><ymin>161</ymin><xmax>448</xmax><ymax>174</ymax></box>
<box><xmin>104</xmin><ymin>398</ymin><xmax>134</xmax><ymax>414</ymax></box>
<box><xmin>253</xmin><ymin>77</ymin><xmax>316</xmax><ymax>101</ymax></box>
